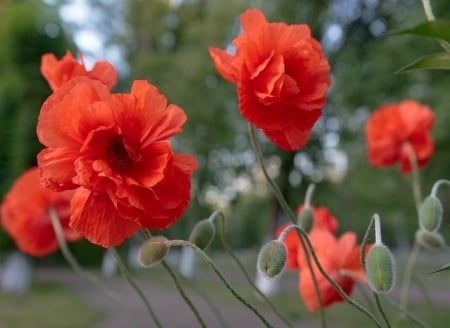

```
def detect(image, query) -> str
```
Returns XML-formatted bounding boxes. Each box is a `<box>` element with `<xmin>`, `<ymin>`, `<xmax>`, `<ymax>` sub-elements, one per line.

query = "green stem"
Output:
<box><xmin>161</xmin><ymin>260</ymin><xmax>207</xmax><ymax>328</ymax></box>
<box><xmin>48</xmin><ymin>208</ymin><xmax>138</xmax><ymax>328</ymax></box>
<box><xmin>248</xmin><ymin>124</ymin><xmax>326</xmax><ymax>327</ymax></box>
<box><xmin>168</xmin><ymin>240</ymin><xmax>275</xmax><ymax>328</ymax></box>
<box><xmin>209</xmin><ymin>210</ymin><xmax>293</xmax><ymax>328</ymax></box>
<box><xmin>142</xmin><ymin>229</ymin><xmax>208</xmax><ymax>328</ymax></box>
<box><xmin>399</xmin><ymin>144</ymin><xmax>423</xmax><ymax>314</ymax></box>
<box><xmin>399</xmin><ymin>240</ymin><xmax>421</xmax><ymax>312</ymax></box>
<box><xmin>109</xmin><ymin>247</ymin><xmax>163</xmax><ymax>328</ymax></box>
<box><xmin>178</xmin><ymin>274</ymin><xmax>229</xmax><ymax>328</ymax></box>
<box><xmin>373</xmin><ymin>293</ymin><xmax>391</xmax><ymax>328</ymax></box>
<box><xmin>291</xmin><ymin>225</ymin><xmax>385</xmax><ymax>328</ymax></box>
<box><xmin>383</xmin><ymin>296</ymin><xmax>430</xmax><ymax>328</ymax></box>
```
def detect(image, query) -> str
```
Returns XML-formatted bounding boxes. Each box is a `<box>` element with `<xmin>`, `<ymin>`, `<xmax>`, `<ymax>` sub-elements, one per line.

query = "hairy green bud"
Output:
<box><xmin>138</xmin><ymin>236</ymin><xmax>170</xmax><ymax>268</ymax></box>
<box><xmin>189</xmin><ymin>219</ymin><xmax>215</xmax><ymax>250</ymax></box>
<box><xmin>257</xmin><ymin>240</ymin><xmax>287</xmax><ymax>279</ymax></box>
<box><xmin>416</xmin><ymin>229</ymin><xmax>446</xmax><ymax>251</ymax></box>
<box><xmin>298</xmin><ymin>207</ymin><xmax>314</xmax><ymax>233</ymax></box>
<box><xmin>419</xmin><ymin>195</ymin><xmax>443</xmax><ymax>232</ymax></box>
<box><xmin>366</xmin><ymin>244</ymin><xmax>396</xmax><ymax>293</ymax></box>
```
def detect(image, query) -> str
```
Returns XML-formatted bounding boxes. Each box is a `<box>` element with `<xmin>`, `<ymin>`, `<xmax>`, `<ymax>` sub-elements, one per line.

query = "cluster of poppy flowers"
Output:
<box><xmin>0</xmin><ymin>7</ymin><xmax>436</xmax><ymax>313</ymax></box>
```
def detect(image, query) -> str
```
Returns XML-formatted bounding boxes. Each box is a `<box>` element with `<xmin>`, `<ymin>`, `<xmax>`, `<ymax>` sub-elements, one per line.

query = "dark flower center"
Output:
<box><xmin>106</xmin><ymin>134</ymin><xmax>133</xmax><ymax>171</ymax></box>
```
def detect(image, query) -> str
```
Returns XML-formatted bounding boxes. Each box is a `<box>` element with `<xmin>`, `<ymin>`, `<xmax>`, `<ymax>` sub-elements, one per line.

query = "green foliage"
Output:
<box><xmin>0</xmin><ymin>1</ymin><xmax>74</xmax><ymax>252</ymax></box>
<box><xmin>397</xmin><ymin>52</ymin><xmax>450</xmax><ymax>72</ymax></box>
<box><xmin>388</xmin><ymin>20</ymin><xmax>450</xmax><ymax>43</ymax></box>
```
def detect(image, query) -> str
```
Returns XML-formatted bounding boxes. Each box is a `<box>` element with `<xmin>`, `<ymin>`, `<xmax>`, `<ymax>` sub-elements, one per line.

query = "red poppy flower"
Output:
<box><xmin>298</xmin><ymin>229</ymin><xmax>367</xmax><ymax>312</ymax></box>
<box><xmin>365</xmin><ymin>100</ymin><xmax>435</xmax><ymax>174</ymax></box>
<box><xmin>41</xmin><ymin>51</ymin><xmax>118</xmax><ymax>91</ymax></box>
<box><xmin>36</xmin><ymin>77</ymin><xmax>198</xmax><ymax>247</ymax></box>
<box><xmin>276</xmin><ymin>204</ymin><xmax>339</xmax><ymax>270</ymax></box>
<box><xmin>209</xmin><ymin>9</ymin><xmax>331</xmax><ymax>151</ymax></box>
<box><xmin>1</xmin><ymin>167</ymin><xmax>80</xmax><ymax>256</ymax></box>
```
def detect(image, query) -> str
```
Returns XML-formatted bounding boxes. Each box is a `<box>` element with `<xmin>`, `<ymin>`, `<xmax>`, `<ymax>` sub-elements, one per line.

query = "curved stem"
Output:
<box><xmin>109</xmin><ymin>247</ymin><xmax>163</xmax><ymax>328</ymax></box>
<box><xmin>160</xmin><ymin>260</ymin><xmax>207</xmax><ymax>328</ymax></box>
<box><xmin>291</xmin><ymin>225</ymin><xmax>384</xmax><ymax>328</ymax></box>
<box><xmin>399</xmin><ymin>144</ymin><xmax>423</xmax><ymax>314</ymax></box>
<box><xmin>373</xmin><ymin>292</ymin><xmax>391</xmax><ymax>328</ymax></box>
<box><xmin>249</xmin><ymin>124</ymin><xmax>326</xmax><ymax>326</ymax></box>
<box><xmin>168</xmin><ymin>240</ymin><xmax>275</xmax><ymax>328</ymax></box>
<box><xmin>142</xmin><ymin>229</ymin><xmax>207</xmax><ymax>328</ymax></box>
<box><xmin>179</xmin><ymin>274</ymin><xmax>229</xmax><ymax>328</ymax></box>
<box><xmin>209</xmin><ymin>210</ymin><xmax>293</xmax><ymax>328</ymax></box>
<box><xmin>48</xmin><ymin>208</ymin><xmax>139</xmax><ymax>328</ymax></box>
<box><xmin>399</xmin><ymin>240</ymin><xmax>421</xmax><ymax>312</ymax></box>
<box><xmin>431</xmin><ymin>179</ymin><xmax>450</xmax><ymax>197</ymax></box>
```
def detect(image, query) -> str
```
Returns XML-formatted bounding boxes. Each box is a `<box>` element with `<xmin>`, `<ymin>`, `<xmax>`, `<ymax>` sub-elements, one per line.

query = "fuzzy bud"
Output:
<box><xmin>189</xmin><ymin>219</ymin><xmax>215</xmax><ymax>250</ymax></box>
<box><xmin>419</xmin><ymin>195</ymin><xmax>443</xmax><ymax>232</ymax></box>
<box><xmin>298</xmin><ymin>207</ymin><xmax>314</xmax><ymax>233</ymax></box>
<box><xmin>416</xmin><ymin>229</ymin><xmax>446</xmax><ymax>251</ymax></box>
<box><xmin>257</xmin><ymin>240</ymin><xmax>287</xmax><ymax>279</ymax></box>
<box><xmin>366</xmin><ymin>244</ymin><xmax>396</xmax><ymax>293</ymax></box>
<box><xmin>138</xmin><ymin>236</ymin><xmax>170</xmax><ymax>268</ymax></box>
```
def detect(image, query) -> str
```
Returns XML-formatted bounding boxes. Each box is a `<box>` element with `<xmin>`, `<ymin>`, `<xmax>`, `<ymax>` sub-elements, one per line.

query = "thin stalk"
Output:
<box><xmin>109</xmin><ymin>247</ymin><xmax>163</xmax><ymax>328</ymax></box>
<box><xmin>291</xmin><ymin>225</ymin><xmax>385</xmax><ymax>328</ymax></box>
<box><xmin>161</xmin><ymin>260</ymin><xmax>207</xmax><ymax>328</ymax></box>
<box><xmin>141</xmin><ymin>229</ymin><xmax>208</xmax><ymax>328</ymax></box>
<box><xmin>399</xmin><ymin>144</ymin><xmax>423</xmax><ymax>314</ymax></box>
<box><xmin>431</xmin><ymin>179</ymin><xmax>450</xmax><ymax>197</ymax></box>
<box><xmin>373</xmin><ymin>292</ymin><xmax>391</xmax><ymax>328</ymax></box>
<box><xmin>399</xmin><ymin>240</ymin><xmax>421</xmax><ymax>312</ymax></box>
<box><xmin>249</xmin><ymin>124</ymin><xmax>326</xmax><ymax>327</ymax></box>
<box><xmin>383</xmin><ymin>296</ymin><xmax>430</xmax><ymax>328</ymax></box>
<box><xmin>48</xmin><ymin>208</ymin><xmax>138</xmax><ymax>328</ymax></box>
<box><xmin>209</xmin><ymin>210</ymin><xmax>293</xmax><ymax>328</ymax></box>
<box><xmin>168</xmin><ymin>240</ymin><xmax>275</xmax><ymax>328</ymax></box>
<box><xmin>179</xmin><ymin>274</ymin><xmax>229</xmax><ymax>328</ymax></box>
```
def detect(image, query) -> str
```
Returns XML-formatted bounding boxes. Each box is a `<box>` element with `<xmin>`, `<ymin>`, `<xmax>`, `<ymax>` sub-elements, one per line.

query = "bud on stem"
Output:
<box><xmin>138</xmin><ymin>236</ymin><xmax>170</xmax><ymax>268</ymax></box>
<box><xmin>257</xmin><ymin>240</ymin><xmax>287</xmax><ymax>279</ymax></box>
<box><xmin>189</xmin><ymin>219</ymin><xmax>216</xmax><ymax>250</ymax></box>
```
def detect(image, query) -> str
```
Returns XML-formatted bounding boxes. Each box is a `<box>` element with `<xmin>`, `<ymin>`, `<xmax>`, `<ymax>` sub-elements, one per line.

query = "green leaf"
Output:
<box><xmin>396</xmin><ymin>52</ymin><xmax>450</xmax><ymax>73</ymax></box>
<box><xmin>429</xmin><ymin>262</ymin><xmax>450</xmax><ymax>274</ymax></box>
<box><xmin>388</xmin><ymin>20</ymin><xmax>450</xmax><ymax>43</ymax></box>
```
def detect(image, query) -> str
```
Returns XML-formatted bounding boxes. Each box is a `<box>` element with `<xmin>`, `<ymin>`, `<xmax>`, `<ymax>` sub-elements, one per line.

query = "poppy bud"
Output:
<box><xmin>416</xmin><ymin>229</ymin><xmax>446</xmax><ymax>251</ymax></box>
<box><xmin>419</xmin><ymin>195</ymin><xmax>443</xmax><ymax>232</ymax></box>
<box><xmin>298</xmin><ymin>207</ymin><xmax>314</xmax><ymax>233</ymax></box>
<box><xmin>257</xmin><ymin>240</ymin><xmax>287</xmax><ymax>279</ymax></box>
<box><xmin>138</xmin><ymin>236</ymin><xmax>170</xmax><ymax>268</ymax></box>
<box><xmin>366</xmin><ymin>244</ymin><xmax>396</xmax><ymax>293</ymax></box>
<box><xmin>188</xmin><ymin>219</ymin><xmax>215</xmax><ymax>250</ymax></box>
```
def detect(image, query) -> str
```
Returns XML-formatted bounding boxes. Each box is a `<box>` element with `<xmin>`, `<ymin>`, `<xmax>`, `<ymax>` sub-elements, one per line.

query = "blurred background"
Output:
<box><xmin>1</xmin><ymin>0</ymin><xmax>450</xmax><ymax>326</ymax></box>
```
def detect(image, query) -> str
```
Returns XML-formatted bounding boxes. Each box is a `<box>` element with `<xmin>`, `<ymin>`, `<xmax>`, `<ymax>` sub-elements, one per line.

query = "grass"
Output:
<box><xmin>0</xmin><ymin>281</ymin><xmax>102</xmax><ymax>328</ymax></box>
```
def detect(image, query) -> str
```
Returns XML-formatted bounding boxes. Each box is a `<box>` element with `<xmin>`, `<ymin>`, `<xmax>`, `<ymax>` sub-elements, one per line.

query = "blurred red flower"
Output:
<box><xmin>365</xmin><ymin>99</ymin><xmax>435</xmax><ymax>174</ymax></box>
<box><xmin>1</xmin><ymin>167</ymin><xmax>80</xmax><ymax>256</ymax></box>
<box><xmin>297</xmin><ymin>229</ymin><xmax>367</xmax><ymax>312</ymax></box>
<box><xmin>41</xmin><ymin>51</ymin><xmax>118</xmax><ymax>91</ymax></box>
<box><xmin>37</xmin><ymin>77</ymin><xmax>197</xmax><ymax>247</ymax></box>
<box><xmin>276</xmin><ymin>204</ymin><xmax>338</xmax><ymax>270</ymax></box>
<box><xmin>209</xmin><ymin>9</ymin><xmax>331</xmax><ymax>151</ymax></box>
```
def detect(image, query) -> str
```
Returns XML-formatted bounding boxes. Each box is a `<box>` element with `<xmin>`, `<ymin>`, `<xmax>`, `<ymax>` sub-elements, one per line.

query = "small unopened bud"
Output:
<box><xmin>419</xmin><ymin>195</ymin><xmax>443</xmax><ymax>232</ymax></box>
<box><xmin>138</xmin><ymin>236</ymin><xmax>170</xmax><ymax>268</ymax></box>
<box><xmin>416</xmin><ymin>229</ymin><xmax>446</xmax><ymax>251</ymax></box>
<box><xmin>366</xmin><ymin>244</ymin><xmax>396</xmax><ymax>293</ymax></box>
<box><xmin>298</xmin><ymin>207</ymin><xmax>314</xmax><ymax>233</ymax></box>
<box><xmin>257</xmin><ymin>240</ymin><xmax>287</xmax><ymax>279</ymax></box>
<box><xmin>189</xmin><ymin>219</ymin><xmax>215</xmax><ymax>250</ymax></box>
